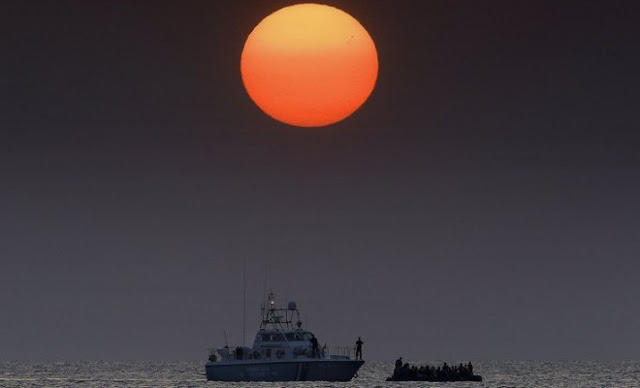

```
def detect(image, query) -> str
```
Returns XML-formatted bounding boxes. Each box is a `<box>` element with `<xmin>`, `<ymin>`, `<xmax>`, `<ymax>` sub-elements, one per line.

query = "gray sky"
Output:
<box><xmin>1</xmin><ymin>0</ymin><xmax>639</xmax><ymax>360</ymax></box>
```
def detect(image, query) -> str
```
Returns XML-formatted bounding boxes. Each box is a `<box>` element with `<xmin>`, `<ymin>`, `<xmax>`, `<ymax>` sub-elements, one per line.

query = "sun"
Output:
<box><xmin>241</xmin><ymin>3</ymin><xmax>378</xmax><ymax>128</ymax></box>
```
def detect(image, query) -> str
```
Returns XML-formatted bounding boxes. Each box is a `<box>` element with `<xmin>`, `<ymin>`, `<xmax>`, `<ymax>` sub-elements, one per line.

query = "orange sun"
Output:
<box><xmin>241</xmin><ymin>3</ymin><xmax>378</xmax><ymax>127</ymax></box>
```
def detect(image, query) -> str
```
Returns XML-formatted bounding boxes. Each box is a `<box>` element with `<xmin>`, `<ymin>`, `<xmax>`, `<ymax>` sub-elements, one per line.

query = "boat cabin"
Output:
<box><xmin>211</xmin><ymin>294</ymin><xmax>351</xmax><ymax>363</ymax></box>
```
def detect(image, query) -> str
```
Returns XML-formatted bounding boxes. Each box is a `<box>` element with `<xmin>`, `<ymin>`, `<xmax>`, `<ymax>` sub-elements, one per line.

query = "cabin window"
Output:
<box><xmin>261</xmin><ymin>333</ymin><xmax>286</xmax><ymax>342</ymax></box>
<box><xmin>285</xmin><ymin>332</ymin><xmax>311</xmax><ymax>341</ymax></box>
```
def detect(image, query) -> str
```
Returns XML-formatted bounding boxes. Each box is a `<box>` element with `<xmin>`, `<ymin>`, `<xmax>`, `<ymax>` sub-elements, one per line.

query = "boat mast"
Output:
<box><xmin>242</xmin><ymin>256</ymin><xmax>246</xmax><ymax>348</ymax></box>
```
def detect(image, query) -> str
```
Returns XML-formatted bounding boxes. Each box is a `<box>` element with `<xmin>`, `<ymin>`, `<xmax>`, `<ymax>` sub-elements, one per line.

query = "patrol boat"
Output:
<box><xmin>205</xmin><ymin>293</ymin><xmax>364</xmax><ymax>381</ymax></box>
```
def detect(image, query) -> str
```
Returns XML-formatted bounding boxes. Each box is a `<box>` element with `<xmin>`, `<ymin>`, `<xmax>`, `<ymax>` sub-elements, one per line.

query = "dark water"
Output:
<box><xmin>1</xmin><ymin>361</ymin><xmax>639</xmax><ymax>387</ymax></box>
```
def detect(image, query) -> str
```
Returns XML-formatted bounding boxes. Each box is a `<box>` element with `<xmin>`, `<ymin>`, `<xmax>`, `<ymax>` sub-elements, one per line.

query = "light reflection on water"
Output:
<box><xmin>1</xmin><ymin>360</ymin><xmax>639</xmax><ymax>388</ymax></box>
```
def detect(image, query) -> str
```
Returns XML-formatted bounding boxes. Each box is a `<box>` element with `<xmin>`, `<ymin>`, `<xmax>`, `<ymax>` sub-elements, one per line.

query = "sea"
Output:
<box><xmin>1</xmin><ymin>360</ymin><xmax>639</xmax><ymax>388</ymax></box>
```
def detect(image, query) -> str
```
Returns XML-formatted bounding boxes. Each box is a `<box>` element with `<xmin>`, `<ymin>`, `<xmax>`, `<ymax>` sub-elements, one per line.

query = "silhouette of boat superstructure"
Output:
<box><xmin>205</xmin><ymin>293</ymin><xmax>363</xmax><ymax>381</ymax></box>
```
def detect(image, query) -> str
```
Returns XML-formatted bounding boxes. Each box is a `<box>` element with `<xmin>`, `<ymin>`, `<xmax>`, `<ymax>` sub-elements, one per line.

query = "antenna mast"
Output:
<box><xmin>243</xmin><ymin>256</ymin><xmax>246</xmax><ymax>348</ymax></box>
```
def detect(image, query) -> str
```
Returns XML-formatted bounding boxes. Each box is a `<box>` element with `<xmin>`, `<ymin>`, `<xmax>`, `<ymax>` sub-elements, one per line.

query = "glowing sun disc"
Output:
<box><xmin>241</xmin><ymin>3</ymin><xmax>379</xmax><ymax>127</ymax></box>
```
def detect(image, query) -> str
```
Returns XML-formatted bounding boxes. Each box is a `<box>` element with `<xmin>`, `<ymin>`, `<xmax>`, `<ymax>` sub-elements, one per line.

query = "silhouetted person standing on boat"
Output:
<box><xmin>355</xmin><ymin>337</ymin><xmax>363</xmax><ymax>360</ymax></box>
<box><xmin>310</xmin><ymin>334</ymin><xmax>319</xmax><ymax>358</ymax></box>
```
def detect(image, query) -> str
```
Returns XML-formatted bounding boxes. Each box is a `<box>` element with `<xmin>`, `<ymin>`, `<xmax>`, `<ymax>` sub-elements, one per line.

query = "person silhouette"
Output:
<box><xmin>310</xmin><ymin>334</ymin><xmax>319</xmax><ymax>358</ymax></box>
<box><xmin>355</xmin><ymin>337</ymin><xmax>363</xmax><ymax>360</ymax></box>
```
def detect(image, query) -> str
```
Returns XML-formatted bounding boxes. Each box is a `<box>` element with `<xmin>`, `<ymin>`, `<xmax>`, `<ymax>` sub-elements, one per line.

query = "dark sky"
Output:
<box><xmin>2</xmin><ymin>0</ymin><xmax>639</xmax><ymax>361</ymax></box>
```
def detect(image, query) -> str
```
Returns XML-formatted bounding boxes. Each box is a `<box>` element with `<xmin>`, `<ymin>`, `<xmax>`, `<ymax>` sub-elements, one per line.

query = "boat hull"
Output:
<box><xmin>205</xmin><ymin>359</ymin><xmax>364</xmax><ymax>381</ymax></box>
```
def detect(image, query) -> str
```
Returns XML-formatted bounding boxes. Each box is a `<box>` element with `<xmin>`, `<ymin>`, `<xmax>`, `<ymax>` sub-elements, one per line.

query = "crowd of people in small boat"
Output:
<box><xmin>391</xmin><ymin>357</ymin><xmax>478</xmax><ymax>381</ymax></box>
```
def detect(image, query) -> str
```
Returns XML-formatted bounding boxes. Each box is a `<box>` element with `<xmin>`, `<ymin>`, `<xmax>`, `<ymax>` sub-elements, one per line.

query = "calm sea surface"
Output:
<box><xmin>1</xmin><ymin>361</ymin><xmax>639</xmax><ymax>387</ymax></box>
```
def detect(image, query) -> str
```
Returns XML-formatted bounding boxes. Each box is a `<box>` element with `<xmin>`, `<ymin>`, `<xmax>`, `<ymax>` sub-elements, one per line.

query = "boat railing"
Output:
<box><xmin>325</xmin><ymin>345</ymin><xmax>353</xmax><ymax>359</ymax></box>
<box><xmin>211</xmin><ymin>346</ymin><xmax>254</xmax><ymax>362</ymax></box>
